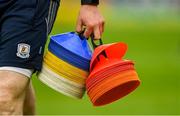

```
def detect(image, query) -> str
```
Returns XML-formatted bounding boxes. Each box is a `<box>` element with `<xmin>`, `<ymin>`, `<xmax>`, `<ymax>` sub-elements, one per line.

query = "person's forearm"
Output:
<box><xmin>81</xmin><ymin>0</ymin><xmax>99</xmax><ymax>5</ymax></box>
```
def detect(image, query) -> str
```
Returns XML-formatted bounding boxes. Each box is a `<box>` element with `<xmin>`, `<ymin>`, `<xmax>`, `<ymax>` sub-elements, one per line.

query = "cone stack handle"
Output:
<box><xmin>90</xmin><ymin>35</ymin><xmax>103</xmax><ymax>49</ymax></box>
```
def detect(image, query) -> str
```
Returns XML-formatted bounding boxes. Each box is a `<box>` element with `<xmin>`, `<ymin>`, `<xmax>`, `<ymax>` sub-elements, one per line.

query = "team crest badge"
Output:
<box><xmin>16</xmin><ymin>43</ymin><xmax>30</xmax><ymax>58</ymax></box>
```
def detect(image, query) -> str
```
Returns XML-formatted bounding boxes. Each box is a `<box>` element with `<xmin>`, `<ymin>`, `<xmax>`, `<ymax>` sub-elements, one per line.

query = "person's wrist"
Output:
<box><xmin>81</xmin><ymin>0</ymin><xmax>99</xmax><ymax>5</ymax></box>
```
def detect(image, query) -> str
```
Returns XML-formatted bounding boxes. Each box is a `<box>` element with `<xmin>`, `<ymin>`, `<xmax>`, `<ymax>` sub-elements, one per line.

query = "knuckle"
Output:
<box><xmin>95</xmin><ymin>21</ymin><xmax>101</xmax><ymax>26</ymax></box>
<box><xmin>101</xmin><ymin>19</ymin><xmax>105</xmax><ymax>23</ymax></box>
<box><xmin>87</xmin><ymin>21</ymin><xmax>99</xmax><ymax>27</ymax></box>
<box><xmin>100</xmin><ymin>18</ymin><xmax>105</xmax><ymax>24</ymax></box>
<box><xmin>87</xmin><ymin>22</ymin><xmax>94</xmax><ymax>28</ymax></box>
<box><xmin>95</xmin><ymin>34</ymin><xmax>100</xmax><ymax>39</ymax></box>
<box><xmin>75</xmin><ymin>28</ymin><xmax>79</xmax><ymax>31</ymax></box>
<box><xmin>76</xmin><ymin>28</ymin><xmax>81</xmax><ymax>32</ymax></box>
<box><xmin>84</xmin><ymin>33</ymin><xmax>89</xmax><ymax>37</ymax></box>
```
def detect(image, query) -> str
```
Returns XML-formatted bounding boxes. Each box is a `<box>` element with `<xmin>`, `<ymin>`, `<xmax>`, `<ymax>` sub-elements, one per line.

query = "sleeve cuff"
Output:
<box><xmin>81</xmin><ymin>0</ymin><xmax>99</xmax><ymax>5</ymax></box>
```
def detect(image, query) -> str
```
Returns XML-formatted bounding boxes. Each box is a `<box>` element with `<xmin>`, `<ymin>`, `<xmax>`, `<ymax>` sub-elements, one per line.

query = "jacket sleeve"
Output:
<box><xmin>81</xmin><ymin>0</ymin><xmax>99</xmax><ymax>5</ymax></box>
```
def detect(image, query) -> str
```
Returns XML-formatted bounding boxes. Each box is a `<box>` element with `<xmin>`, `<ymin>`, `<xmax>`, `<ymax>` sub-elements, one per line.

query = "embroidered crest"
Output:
<box><xmin>16</xmin><ymin>43</ymin><xmax>30</xmax><ymax>58</ymax></box>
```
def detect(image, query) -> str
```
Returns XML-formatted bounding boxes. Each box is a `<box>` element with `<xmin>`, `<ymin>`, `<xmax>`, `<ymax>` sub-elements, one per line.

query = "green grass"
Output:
<box><xmin>32</xmin><ymin>8</ymin><xmax>180</xmax><ymax>114</ymax></box>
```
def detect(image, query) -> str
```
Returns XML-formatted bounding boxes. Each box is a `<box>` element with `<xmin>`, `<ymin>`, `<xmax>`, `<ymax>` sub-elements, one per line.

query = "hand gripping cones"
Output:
<box><xmin>38</xmin><ymin>32</ymin><xmax>92</xmax><ymax>99</ymax></box>
<box><xmin>86</xmin><ymin>38</ymin><xmax>141</xmax><ymax>106</ymax></box>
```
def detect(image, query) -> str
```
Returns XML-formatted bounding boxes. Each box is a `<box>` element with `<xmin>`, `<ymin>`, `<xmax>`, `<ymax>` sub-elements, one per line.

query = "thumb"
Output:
<box><xmin>76</xmin><ymin>18</ymin><xmax>82</xmax><ymax>33</ymax></box>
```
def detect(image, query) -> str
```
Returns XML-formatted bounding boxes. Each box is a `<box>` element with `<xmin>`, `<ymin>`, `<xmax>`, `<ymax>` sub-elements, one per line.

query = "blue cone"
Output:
<box><xmin>48</xmin><ymin>32</ymin><xmax>92</xmax><ymax>71</ymax></box>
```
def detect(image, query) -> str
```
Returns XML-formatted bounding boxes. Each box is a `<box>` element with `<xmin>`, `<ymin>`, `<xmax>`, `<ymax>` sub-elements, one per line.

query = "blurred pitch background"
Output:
<box><xmin>32</xmin><ymin>0</ymin><xmax>180</xmax><ymax>114</ymax></box>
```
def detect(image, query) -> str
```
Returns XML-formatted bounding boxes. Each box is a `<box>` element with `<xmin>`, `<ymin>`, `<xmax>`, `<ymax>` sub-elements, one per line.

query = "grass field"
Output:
<box><xmin>32</xmin><ymin>2</ymin><xmax>180</xmax><ymax>114</ymax></box>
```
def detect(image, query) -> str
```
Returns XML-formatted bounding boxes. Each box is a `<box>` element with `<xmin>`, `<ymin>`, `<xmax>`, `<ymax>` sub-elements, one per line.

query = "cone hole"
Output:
<box><xmin>94</xmin><ymin>80</ymin><xmax>140</xmax><ymax>106</ymax></box>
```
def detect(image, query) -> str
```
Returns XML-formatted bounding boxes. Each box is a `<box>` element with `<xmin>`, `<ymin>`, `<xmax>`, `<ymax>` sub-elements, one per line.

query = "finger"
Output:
<box><xmin>94</xmin><ymin>25</ymin><xmax>101</xmax><ymax>40</ymax></box>
<box><xmin>99</xmin><ymin>19</ymin><xmax>105</xmax><ymax>35</ymax></box>
<box><xmin>102</xmin><ymin>21</ymin><xmax>105</xmax><ymax>33</ymax></box>
<box><xmin>99</xmin><ymin>24</ymin><xmax>103</xmax><ymax>36</ymax></box>
<box><xmin>99</xmin><ymin>23</ymin><xmax>103</xmax><ymax>36</ymax></box>
<box><xmin>84</xmin><ymin>26</ymin><xmax>93</xmax><ymax>38</ymax></box>
<box><xmin>76</xmin><ymin>19</ymin><xmax>82</xmax><ymax>33</ymax></box>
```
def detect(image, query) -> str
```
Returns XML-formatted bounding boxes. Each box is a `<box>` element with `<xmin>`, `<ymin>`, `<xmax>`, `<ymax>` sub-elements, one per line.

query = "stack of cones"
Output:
<box><xmin>38</xmin><ymin>32</ymin><xmax>141</xmax><ymax>106</ymax></box>
<box><xmin>38</xmin><ymin>32</ymin><xmax>92</xmax><ymax>99</ymax></box>
<box><xmin>86</xmin><ymin>41</ymin><xmax>141</xmax><ymax>106</ymax></box>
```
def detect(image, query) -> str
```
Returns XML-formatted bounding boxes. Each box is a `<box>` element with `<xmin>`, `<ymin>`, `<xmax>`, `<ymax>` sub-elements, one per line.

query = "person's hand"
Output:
<box><xmin>76</xmin><ymin>5</ymin><xmax>105</xmax><ymax>39</ymax></box>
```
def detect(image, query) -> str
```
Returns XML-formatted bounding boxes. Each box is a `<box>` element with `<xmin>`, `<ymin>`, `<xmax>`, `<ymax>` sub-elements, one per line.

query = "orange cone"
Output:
<box><xmin>86</xmin><ymin>39</ymin><xmax>141</xmax><ymax>106</ymax></box>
